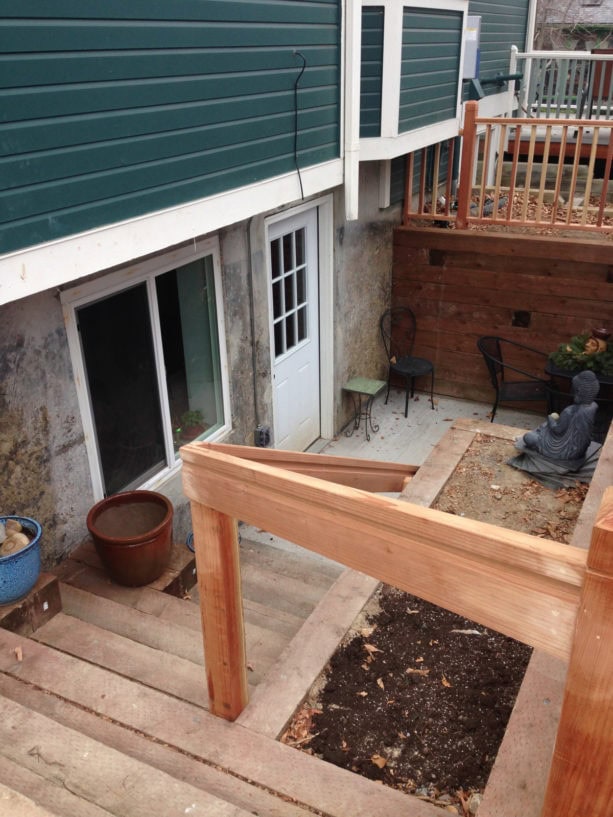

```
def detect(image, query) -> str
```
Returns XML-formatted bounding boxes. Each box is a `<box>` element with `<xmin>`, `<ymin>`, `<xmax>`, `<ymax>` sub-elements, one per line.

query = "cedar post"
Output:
<box><xmin>455</xmin><ymin>100</ymin><xmax>478</xmax><ymax>229</ymax></box>
<box><xmin>191</xmin><ymin>502</ymin><xmax>248</xmax><ymax>720</ymax></box>
<box><xmin>541</xmin><ymin>487</ymin><xmax>613</xmax><ymax>817</ymax></box>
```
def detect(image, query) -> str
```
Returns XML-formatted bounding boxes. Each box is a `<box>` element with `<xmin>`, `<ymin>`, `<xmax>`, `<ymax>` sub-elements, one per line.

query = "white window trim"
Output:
<box><xmin>61</xmin><ymin>235</ymin><xmax>231</xmax><ymax>500</ymax></box>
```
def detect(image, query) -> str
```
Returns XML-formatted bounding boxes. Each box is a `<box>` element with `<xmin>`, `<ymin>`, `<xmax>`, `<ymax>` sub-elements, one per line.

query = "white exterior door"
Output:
<box><xmin>268</xmin><ymin>208</ymin><xmax>320</xmax><ymax>451</ymax></box>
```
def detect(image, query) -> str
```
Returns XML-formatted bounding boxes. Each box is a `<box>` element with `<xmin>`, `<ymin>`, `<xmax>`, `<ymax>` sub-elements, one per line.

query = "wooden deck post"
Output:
<box><xmin>541</xmin><ymin>487</ymin><xmax>613</xmax><ymax>817</ymax></box>
<box><xmin>191</xmin><ymin>502</ymin><xmax>248</xmax><ymax>720</ymax></box>
<box><xmin>455</xmin><ymin>100</ymin><xmax>478</xmax><ymax>229</ymax></box>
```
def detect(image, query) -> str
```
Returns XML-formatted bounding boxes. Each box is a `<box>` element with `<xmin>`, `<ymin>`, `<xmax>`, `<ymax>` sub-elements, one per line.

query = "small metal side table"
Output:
<box><xmin>343</xmin><ymin>377</ymin><xmax>387</xmax><ymax>441</ymax></box>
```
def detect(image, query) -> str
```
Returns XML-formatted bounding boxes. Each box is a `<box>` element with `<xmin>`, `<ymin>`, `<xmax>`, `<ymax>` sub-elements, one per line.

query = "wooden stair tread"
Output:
<box><xmin>60</xmin><ymin>538</ymin><xmax>196</xmax><ymax>596</ymax></box>
<box><xmin>237</xmin><ymin>557</ymin><xmax>330</xmax><ymax>618</ymax></box>
<box><xmin>58</xmin><ymin>582</ymin><xmax>205</xmax><ymax>664</ymax></box>
<box><xmin>33</xmin><ymin>611</ymin><xmax>212</xmax><ymax>708</ymax></box>
<box><xmin>0</xmin><ymin>777</ymin><xmax>67</xmax><ymax>817</ymax></box>
<box><xmin>0</xmin><ymin>628</ymin><xmax>439</xmax><ymax>817</ymax></box>
<box><xmin>0</xmin><ymin>695</ymin><xmax>253</xmax><ymax>817</ymax></box>
<box><xmin>0</xmin><ymin>674</ymin><xmax>319</xmax><ymax>817</ymax></box>
<box><xmin>57</xmin><ymin>583</ymin><xmax>286</xmax><ymax>685</ymax></box>
<box><xmin>0</xmin><ymin>756</ymin><xmax>111</xmax><ymax>817</ymax></box>
<box><xmin>239</xmin><ymin>534</ymin><xmax>344</xmax><ymax>584</ymax></box>
<box><xmin>55</xmin><ymin>545</ymin><xmax>309</xmax><ymax>637</ymax></box>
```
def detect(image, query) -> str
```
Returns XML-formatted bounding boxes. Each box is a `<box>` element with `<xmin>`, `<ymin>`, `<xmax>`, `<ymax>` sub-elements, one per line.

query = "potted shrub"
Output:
<box><xmin>179</xmin><ymin>409</ymin><xmax>206</xmax><ymax>441</ymax></box>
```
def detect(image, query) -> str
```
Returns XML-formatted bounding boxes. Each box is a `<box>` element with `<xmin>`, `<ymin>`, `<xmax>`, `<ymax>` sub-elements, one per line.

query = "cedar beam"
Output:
<box><xmin>456</xmin><ymin>100</ymin><xmax>478</xmax><ymax>229</ymax></box>
<box><xmin>191</xmin><ymin>503</ymin><xmax>248</xmax><ymax>720</ymax></box>
<box><xmin>181</xmin><ymin>442</ymin><xmax>586</xmax><ymax>661</ymax></box>
<box><xmin>541</xmin><ymin>487</ymin><xmax>613</xmax><ymax>817</ymax></box>
<box><xmin>205</xmin><ymin>443</ymin><xmax>418</xmax><ymax>493</ymax></box>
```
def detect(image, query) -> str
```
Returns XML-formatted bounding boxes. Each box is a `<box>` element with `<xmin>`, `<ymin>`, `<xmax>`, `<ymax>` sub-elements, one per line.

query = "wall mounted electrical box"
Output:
<box><xmin>462</xmin><ymin>16</ymin><xmax>481</xmax><ymax>80</ymax></box>
<box><xmin>254</xmin><ymin>424</ymin><xmax>271</xmax><ymax>447</ymax></box>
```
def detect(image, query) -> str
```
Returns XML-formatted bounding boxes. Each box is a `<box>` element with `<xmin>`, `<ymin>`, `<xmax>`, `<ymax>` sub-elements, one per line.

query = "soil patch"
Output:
<box><xmin>281</xmin><ymin>434</ymin><xmax>587</xmax><ymax>814</ymax></box>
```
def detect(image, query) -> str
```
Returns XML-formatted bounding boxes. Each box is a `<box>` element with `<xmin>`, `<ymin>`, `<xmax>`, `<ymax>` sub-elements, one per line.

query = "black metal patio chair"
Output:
<box><xmin>477</xmin><ymin>336</ymin><xmax>553</xmax><ymax>422</ymax></box>
<box><xmin>380</xmin><ymin>307</ymin><xmax>434</xmax><ymax>418</ymax></box>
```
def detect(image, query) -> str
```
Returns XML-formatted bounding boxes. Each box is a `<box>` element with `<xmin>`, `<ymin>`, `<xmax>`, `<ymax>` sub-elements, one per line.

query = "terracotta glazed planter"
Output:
<box><xmin>86</xmin><ymin>490</ymin><xmax>173</xmax><ymax>587</ymax></box>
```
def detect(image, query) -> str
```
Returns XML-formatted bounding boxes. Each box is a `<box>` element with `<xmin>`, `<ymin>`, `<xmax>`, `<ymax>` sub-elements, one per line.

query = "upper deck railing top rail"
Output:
<box><xmin>403</xmin><ymin>102</ymin><xmax>613</xmax><ymax>235</ymax></box>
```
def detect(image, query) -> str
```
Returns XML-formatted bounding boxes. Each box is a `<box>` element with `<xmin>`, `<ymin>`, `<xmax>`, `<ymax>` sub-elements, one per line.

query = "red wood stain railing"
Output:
<box><xmin>404</xmin><ymin>100</ymin><xmax>613</xmax><ymax>234</ymax></box>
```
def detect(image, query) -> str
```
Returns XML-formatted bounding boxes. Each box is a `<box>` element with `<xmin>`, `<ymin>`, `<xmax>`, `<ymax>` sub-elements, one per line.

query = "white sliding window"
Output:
<box><xmin>63</xmin><ymin>238</ymin><xmax>229</xmax><ymax>499</ymax></box>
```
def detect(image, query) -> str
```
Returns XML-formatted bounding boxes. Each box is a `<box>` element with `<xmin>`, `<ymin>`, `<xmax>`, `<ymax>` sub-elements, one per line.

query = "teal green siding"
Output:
<box><xmin>360</xmin><ymin>7</ymin><xmax>384</xmax><ymax>138</ymax></box>
<box><xmin>399</xmin><ymin>8</ymin><xmax>463</xmax><ymax>134</ymax></box>
<box><xmin>390</xmin><ymin>155</ymin><xmax>407</xmax><ymax>205</ymax></box>
<box><xmin>467</xmin><ymin>1</ymin><xmax>529</xmax><ymax>96</ymax></box>
<box><xmin>0</xmin><ymin>1</ymin><xmax>341</xmax><ymax>254</ymax></box>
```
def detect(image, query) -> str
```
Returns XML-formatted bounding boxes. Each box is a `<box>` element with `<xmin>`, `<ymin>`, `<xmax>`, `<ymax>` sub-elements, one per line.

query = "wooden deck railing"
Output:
<box><xmin>403</xmin><ymin>101</ymin><xmax>613</xmax><ymax>233</ymax></box>
<box><xmin>512</xmin><ymin>49</ymin><xmax>613</xmax><ymax>121</ymax></box>
<box><xmin>181</xmin><ymin>441</ymin><xmax>613</xmax><ymax>817</ymax></box>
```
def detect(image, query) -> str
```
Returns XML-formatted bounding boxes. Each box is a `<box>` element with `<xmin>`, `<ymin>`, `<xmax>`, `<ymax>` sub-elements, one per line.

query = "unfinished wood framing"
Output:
<box><xmin>540</xmin><ymin>488</ymin><xmax>613</xmax><ymax>815</ymax></box>
<box><xmin>181</xmin><ymin>431</ymin><xmax>612</xmax><ymax>817</ymax></box>
<box><xmin>182</xmin><ymin>443</ymin><xmax>585</xmax><ymax>669</ymax></box>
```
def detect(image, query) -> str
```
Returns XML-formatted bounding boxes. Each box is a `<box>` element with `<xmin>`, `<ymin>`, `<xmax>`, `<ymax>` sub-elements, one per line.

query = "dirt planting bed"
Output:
<box><xmin>281</xmin><ymin>434</ymin><xmax>587</xmax><ymax>814</ymax></box>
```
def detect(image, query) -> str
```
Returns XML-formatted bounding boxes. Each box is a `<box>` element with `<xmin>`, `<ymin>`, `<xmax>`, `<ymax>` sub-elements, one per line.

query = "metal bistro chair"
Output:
<box><xmin>380</xmin><ymin>307</ymin><xmax>434</xmax><ymax>417</ymax></box>
<box><xmin>477</xmin><ymin>336</ymin><xmax>553</xmax><ymax>422</ymax></box>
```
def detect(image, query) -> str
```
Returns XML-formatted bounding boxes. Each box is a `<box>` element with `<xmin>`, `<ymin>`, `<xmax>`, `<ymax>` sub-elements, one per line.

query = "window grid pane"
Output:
<box><xmin>270</xmin><ymin>228</ymin><xmax>308</xmax><ymax>360</ymax></box>
<box><xmin>274</xmin><ymin>320</ymin><xmax>285</xmax><ymax>357</ymax></box>
<box><xmin>297</xmin><ymin>306</ymin><xmax>307</xmax><ymax>342</ymax></box>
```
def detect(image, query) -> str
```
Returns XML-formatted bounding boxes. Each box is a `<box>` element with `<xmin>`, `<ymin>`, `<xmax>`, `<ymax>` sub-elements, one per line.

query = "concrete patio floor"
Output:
<box><xmin>315</xmin><ymin>387</ymin><xmax>542</xmax><ymax>464</ymax></box>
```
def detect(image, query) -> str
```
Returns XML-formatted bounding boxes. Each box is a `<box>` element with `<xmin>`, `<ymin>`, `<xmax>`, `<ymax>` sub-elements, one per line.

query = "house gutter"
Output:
<box><xmin>344</xmin><ymin>0</ymin><xmax>361</xmax><ymax>220</ymax></box>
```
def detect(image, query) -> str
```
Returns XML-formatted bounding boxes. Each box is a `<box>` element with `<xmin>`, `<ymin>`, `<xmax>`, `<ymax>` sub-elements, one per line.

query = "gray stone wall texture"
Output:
<box><xmin>0</xmin><ymin>290</ymin><xmax>93</xmax><ymax>566</ymax></box>
<box><xmin>0</xmin><ymin>171</ymin><xmax>402</xmax><ymax>564</ymax></box>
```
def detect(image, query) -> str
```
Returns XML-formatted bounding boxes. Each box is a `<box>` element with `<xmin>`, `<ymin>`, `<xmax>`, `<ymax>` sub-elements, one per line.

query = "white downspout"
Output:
<box><xmin>344</xmin><ymin>0</ymin><xmax>361</xmax><ymax>221</ymax></box>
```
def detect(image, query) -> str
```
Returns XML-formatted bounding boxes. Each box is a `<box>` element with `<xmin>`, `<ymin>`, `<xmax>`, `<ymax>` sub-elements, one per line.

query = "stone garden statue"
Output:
<box><xmin>522</xmin><ymin>370</ymin><xmax>599</xmax><ymax>461</ymax></box>
<box><xmin>508</xmin><ymin>370</ymin><xmax>602</xmax><ymax>488</ymax></box>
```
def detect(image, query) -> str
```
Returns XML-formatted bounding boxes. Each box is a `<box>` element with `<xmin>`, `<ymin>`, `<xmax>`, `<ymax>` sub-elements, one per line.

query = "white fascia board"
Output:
<box><xmin>0</xmin><ymin>158</ymin><xmax>343</xmax><ymax>306</ymax></box>
<box><xmin>359</xmin><ymin>118</ymin><xmax>460</xmax><ymax>162</ymax></box>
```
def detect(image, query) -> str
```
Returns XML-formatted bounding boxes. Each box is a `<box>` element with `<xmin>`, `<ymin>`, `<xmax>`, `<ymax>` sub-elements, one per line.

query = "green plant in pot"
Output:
<box><xmin>178</xmin><ymin>409</ymin><xmax>206</xmax><ymax>441</ymax></box>
<box><xmin>550</xmin><ymin>329</ymin><xmax>613</xmax><ymax>376</ymax></box>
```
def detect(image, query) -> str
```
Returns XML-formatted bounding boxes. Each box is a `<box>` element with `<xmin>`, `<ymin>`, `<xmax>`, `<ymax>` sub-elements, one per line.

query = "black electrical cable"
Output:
<box><xmin>293</xmin><ymin>50</ymin><xmax>306</xmax><ymax>199</ymax></box>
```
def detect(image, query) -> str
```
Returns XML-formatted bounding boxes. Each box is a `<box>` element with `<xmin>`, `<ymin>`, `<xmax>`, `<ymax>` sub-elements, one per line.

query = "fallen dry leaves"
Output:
<box><xmin>280</xmin><ymin>704</ymin><xmax>322</xmax><ymax>748</ymax></box>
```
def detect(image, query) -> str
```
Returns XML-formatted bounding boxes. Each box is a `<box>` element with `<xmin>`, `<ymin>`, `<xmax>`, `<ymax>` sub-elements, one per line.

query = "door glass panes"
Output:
<box><xmin>78</xmin><ymin>284</ymin><xmax>165</xmax><ymax>495</ymax></box>
<box><xmin>77</xmin><ymin>254</ymin><xmax>225</xmax><ymax>496</ymax></box>
<box><xmin>270</xmin><ymin>227</ymin><xmax>309</xmax><ymax>359</ymax></box>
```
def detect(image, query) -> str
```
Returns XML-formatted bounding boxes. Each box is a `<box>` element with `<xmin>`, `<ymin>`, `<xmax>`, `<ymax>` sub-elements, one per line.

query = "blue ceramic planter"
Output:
<box><xmin>0</xmin><ymin>516</ymin><xmax>42</xmax><ymax>605</ymax></box>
